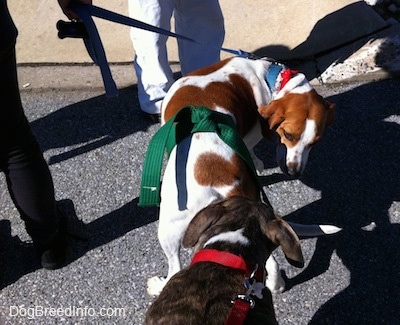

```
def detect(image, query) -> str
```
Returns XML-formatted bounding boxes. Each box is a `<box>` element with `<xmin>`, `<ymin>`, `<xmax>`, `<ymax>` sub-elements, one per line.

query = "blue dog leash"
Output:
<box><xmin>72</xmin><ymin>4</ymin><xmax>118</xmax><ymax>97</ymax></box>
<box><xmin>58</xmin><ymin>4</ymin><xmax>259</xmax><ymax>97</ymax></box>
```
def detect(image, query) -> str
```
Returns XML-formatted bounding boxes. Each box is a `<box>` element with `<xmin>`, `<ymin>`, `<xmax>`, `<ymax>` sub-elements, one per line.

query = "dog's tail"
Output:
<box><xmin>288</xmin><ymin>222</ymin><xmax>342</xmax><ymax>238</ymax></box>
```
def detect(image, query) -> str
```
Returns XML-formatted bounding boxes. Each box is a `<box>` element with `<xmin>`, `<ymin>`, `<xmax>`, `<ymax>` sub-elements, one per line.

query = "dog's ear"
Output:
<box><xmin>263</xmin><ymin>219</ymin><xmax>304</xmax><ymax>268</ymax></box>
<box><xmin>258</xmin><ymin>102</ymin><xmax>285</xmax><ymax>130</ymax></box>
<box><xmin>182</xmin><ymin>203</ymin><xmax>225</xmax><ymax>248</ymax></box>
<box><xmin>325</xmin><ymin>100</ymin><xmax>335</xmax><ymax>126</ymax></box>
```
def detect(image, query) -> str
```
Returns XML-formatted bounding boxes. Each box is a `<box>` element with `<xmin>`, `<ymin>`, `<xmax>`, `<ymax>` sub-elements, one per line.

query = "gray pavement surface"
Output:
<box><xmin>1</xmin><ymin>74</ymin><xmax>399</xmax><ymax>324</ymax></box>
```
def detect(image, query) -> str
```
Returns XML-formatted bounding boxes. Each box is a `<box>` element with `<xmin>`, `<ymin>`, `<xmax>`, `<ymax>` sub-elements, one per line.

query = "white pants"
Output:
<box><xmin>128</xmin><ymin>0</ymin><xmax>225</xmax><ymax>114</ymax></box>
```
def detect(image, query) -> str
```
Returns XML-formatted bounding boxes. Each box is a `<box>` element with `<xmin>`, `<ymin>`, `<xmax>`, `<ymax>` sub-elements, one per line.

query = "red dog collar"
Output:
<box><xmin>190</xmin><ymin>249</ymin><xmax>265</xmax><ymax>282</ymax></box>
<box><xmin>191</xmin><ymin>249</ymin><xmax>250</xmax><ymax>276</ymax></box>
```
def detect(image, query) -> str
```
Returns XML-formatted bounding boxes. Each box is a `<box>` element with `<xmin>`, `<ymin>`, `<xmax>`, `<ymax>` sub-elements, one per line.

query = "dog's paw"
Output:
<box><xmin>253</xmin><ymin>158</ymin><xmax>265</xmax><ymax>175</ymax></box>
<box><xmin>265</xmin><ymin>255</ymin><xmax>285</xmax><ymax>293</ymax></box>
<box><xmin>266</xmin><ymin>275</ymin><xmax>285</xmax><ymax>294</ymax></box>
<box><xmin>147</xmin><ymin>276</ymin><xmax>167</xmax><ymax>296</ymax></box>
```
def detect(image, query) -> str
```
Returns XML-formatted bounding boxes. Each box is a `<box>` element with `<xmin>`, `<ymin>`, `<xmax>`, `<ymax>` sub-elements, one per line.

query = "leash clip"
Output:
<box><xmin>243</xmin><ymin>263</ymin><xmax>258</xmax><ymax>292</ymax></box>
<box><xmin>238</xmin><ymin>263</ymin><xmax>259</xmax><ymax>309</ymax></box>
<box><xmin>225</xmin><ymin>263</ymin><xmax>259</xmax><ymax>324</ymax></box>
<box><xmin>237</xmin><ymin>49</ymin><xmax>259</xmax><ymax>60</ymax></box>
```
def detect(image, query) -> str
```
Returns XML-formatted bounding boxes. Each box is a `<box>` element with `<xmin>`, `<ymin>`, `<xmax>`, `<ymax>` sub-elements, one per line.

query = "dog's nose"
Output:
<box><xmin>286</xmin><ymin>163</ymin><xmax>301</xmax><ymax>177</ymax></box>
<box><xmin>287</xmin><ymin>167</ymin><xmax>301</xmax><ymax>177</ymax></box>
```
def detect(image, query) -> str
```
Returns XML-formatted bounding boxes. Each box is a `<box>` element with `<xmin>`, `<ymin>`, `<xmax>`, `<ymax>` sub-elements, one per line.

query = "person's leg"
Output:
<box><xmin>0</xmin><ymin>45</ymin><xmax>65</xmax><ymax>269</ymax></box>
<box><xmin>128</xmin><ymin>0</ymin><xmax>175</xmax><ymax>115</ymax></box>
<box><xmin>175</xmin><ymin>0</ymin><xmax>225</xmax><ymax>75</ymax></box>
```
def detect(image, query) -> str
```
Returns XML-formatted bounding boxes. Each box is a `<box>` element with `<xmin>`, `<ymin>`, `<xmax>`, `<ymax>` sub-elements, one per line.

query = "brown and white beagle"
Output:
<box><xmin>146</xmin><ymin>196</ymin><xmax>304</xmax><ymax>325</ymax></box>
<box><xmin>146</xmin><ymin>57</ymin><xmax>336</xmax><ymax>296</ymax></box>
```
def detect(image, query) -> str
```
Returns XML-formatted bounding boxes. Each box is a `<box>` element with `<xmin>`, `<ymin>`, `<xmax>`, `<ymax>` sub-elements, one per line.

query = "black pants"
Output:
<box><xmin>0</xmin><ymin>4</ymin><xmax>59</xmax><ymax>247</ymax></box>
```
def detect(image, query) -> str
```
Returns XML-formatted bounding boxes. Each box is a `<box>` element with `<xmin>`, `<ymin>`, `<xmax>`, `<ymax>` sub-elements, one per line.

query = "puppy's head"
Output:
<box><xmin>182</xmin><ymin>196</ymin><xmax>304</xmax><ymax>268</ymax></box>
<box><xmin>258</xmin><ymin>88</ymin><xmax>335</xmax><ymax>177</ymax></box>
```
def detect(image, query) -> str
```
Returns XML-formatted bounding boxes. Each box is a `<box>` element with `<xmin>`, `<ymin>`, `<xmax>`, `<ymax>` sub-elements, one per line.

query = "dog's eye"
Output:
<box><xmin>283</xmin><ymin>130</ymin><xmax>294</xmax><ymax>142</ymax></box>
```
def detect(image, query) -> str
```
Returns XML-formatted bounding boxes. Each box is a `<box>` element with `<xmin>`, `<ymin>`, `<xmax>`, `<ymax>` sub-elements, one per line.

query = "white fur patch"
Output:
<box><xmin>204</xmin><ymin>228</ymin><xmax>250</xmax><ymax>247</ymax></box>
<box><xmin>265</xmin><ymin>255</ymin><xmax>285</xmax><ymax>293</ymax></box>
<box><xmin>147</xmin><ymin>276</ymin><xmax>168</xmax><ymax>296</ymax></box>
<box><xmin>286</xmin><ymin>119</ymin><xmax>317</xmax><ymax>174</ymax></box>
<box><xmin>301</xmin><ymin>119</ymin><xmax>318</xmax><ymax>144</ymax></box>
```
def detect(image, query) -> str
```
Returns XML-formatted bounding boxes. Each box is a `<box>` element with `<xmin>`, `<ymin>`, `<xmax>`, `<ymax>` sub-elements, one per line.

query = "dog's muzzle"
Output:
<box><xmin>276</xmin><ymin>143</ymin><xmax>303</xmax><ymax>177</ymax></box>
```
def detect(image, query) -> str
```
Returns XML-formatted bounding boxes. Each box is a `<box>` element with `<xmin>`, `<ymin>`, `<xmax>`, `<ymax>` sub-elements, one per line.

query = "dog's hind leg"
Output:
<box><xmin>147</xmin><ymin>214</ymin><xmax>189</xmax><ymax>296</ymax></box>
<box><xmin>265</xmin><ymin>254</ymin><xmax>286</xmax><ymax>294</ymax></box>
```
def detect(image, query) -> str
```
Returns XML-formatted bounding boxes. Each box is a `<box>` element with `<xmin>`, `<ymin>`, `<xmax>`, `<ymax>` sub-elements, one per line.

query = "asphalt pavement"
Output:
<box><xmin>0</xmin><ymin>76</ymin><xmax>400</xmax><ymax>324</ymax></box>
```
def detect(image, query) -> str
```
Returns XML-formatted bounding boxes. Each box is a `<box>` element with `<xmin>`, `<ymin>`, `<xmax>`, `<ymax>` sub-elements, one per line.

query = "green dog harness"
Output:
<box><xmin>138</xmin><ymin>106</ymin><xmax>259</xmax><ymax>207</ymax></box>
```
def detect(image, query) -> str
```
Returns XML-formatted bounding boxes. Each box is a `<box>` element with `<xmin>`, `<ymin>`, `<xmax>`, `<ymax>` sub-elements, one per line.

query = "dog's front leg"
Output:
<box><xmin>265</xmin><ymin>254</ymin><xmax>285</xmax><ymax>293</ymax></box>
<box><xmin>250</xmin><ymin>149</ymin><xmax>265</xmax><ymax>174</ymax></box>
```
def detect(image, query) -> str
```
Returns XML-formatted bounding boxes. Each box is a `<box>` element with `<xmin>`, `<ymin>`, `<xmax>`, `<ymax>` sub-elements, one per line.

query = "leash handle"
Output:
<box><xmin>57</xmin><ymin>20</ymin><xmax>88</xmax><ymax>39</ymax></box>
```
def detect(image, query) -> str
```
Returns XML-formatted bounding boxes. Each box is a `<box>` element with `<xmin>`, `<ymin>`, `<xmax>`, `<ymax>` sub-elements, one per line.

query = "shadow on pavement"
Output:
<box><xmin>0</xmin><ymin>198</ymin><xmax>158</xmax><ymax>290</ymax></box>
<box><xmin>29</xmin><ymin>85</ymin><xmax>156</xmax><ymax>165</ymax></box>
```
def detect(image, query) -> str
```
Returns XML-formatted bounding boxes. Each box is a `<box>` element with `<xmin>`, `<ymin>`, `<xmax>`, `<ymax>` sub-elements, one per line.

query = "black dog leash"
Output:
<box><xmin>57</xmin><ymin>4</ymin><xmax>259</xmax><ymax>97</ymax></box>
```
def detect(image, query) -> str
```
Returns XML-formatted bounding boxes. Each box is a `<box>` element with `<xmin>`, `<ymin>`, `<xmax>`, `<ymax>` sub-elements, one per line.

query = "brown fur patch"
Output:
<box><xmin>194</xmin><ymin>152</ymin><xmax>258</xmax><ymax>199</ymax></box>
<box><xmin>194</xmin><ymin>152</ymin><xmax>241</xmax><ymax>186</ymax></box>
